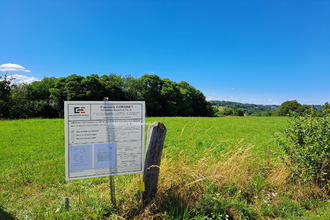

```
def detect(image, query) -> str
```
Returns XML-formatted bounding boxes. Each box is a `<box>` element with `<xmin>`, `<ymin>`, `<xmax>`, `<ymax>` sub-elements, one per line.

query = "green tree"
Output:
<box><xmin>0</xmin><ymin>74</ymin><xmax>13</xmax><ymax>118</ymax></box>
<box><xmin>10</xmin><ymin>83</ymin><xmax>32</xmax><ymax>118</ymax></box>
<box><xmin>100</xmin><ymin>74</ymin><xmax>127</xmax><ymax>101</ymax></box>
<box><xmin>296</xmin><ymin>105</ymin><xmax>310</xmax><ymax>116</ymax></box>
<box><xmin>26</xmin><ymin>77</ymin><xmax>57</xmax><ymax>118</ymax></box>
<box><xmin>82</xmin><ymin>74</ymin><xmax>105</xmax><ymax>100</ymax></box>
<box><xmin>276</xmin><ymin>100</ymin><xmax>302</xmax><ymax>116</ymax></box>
<box><xmin>49</xmin><ymin>75</ymin><xmax>86</xmax><ymax>117</ymax></box>
<box><xmin>323</xmin><ymin>102</ymin><xmax>330</xmax><ymax>114</ymax></box>
<box><xmin>160</xmin><ymin>79</ymin><xmax>182</xmax><ymax>116</ymax></box>
<box><xmin>177</xmin><ymin>81</ymin><xmax>214</xmax><ymax>116</ymax></box>
<box><xmin>1</xmin><ymin>73</ymin><xmax>215</xmax><ymax>118</ymax></box>
<box><xmin>121</xmin><ymin>75</ymin><xmax>141</xmax><ymax>100</ymax></box>
<box><xmin>176</xmin><ymin>81</ymin><xmax>195</xmax><ymax>116</ymax></box>
<box><xmin>261</xmin><ymin>110</ymin><xmax>272</xmax><ymax>117</ymax></box>
<box><xmin>138</xmin><ymin>74</ymin><xmax>165</xmax><ymax>116</ymax></box>
<box><xmin>223</xmin><ymin>107</ymin><xmax>233</xmax><ymax>116</ymax></box>
<box><xmin>236</xmin><ymin>108</ymin><xmax>245</xmax><ymax>116</ymax></box>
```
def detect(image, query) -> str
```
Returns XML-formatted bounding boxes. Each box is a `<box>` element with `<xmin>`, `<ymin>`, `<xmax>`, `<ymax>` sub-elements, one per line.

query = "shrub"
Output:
<box><xmin>277</xmin><ymin>109</ymin><xmax>329</xmax><ymax>189</ymax></box>
<box><xmin>214</xmin><ymin>111</ymin><xmax>225</xmax><ymax>117</ymax></box>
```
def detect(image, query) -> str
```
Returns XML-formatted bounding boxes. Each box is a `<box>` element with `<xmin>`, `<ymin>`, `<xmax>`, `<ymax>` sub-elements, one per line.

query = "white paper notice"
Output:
<box><xmin>65</xmin><ymin>101</ymin><xmax>145</xmax><ymax>181</ymax></box>
<box><xmin>94</xmin><ymin>143</ymin><xmax>116</xmax><ymax>169</ymax></box>
<box><xmin>70</xmin><ymin>145</ymin><xmax>93</xmax><ymax>171</ymax></box>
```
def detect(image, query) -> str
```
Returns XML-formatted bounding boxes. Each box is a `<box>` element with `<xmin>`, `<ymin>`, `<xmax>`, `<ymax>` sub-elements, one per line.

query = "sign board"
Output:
<box><xmin>65</xmin><ymin>101</ymin><xmax>145</xmax><ymax>181</ymax></box>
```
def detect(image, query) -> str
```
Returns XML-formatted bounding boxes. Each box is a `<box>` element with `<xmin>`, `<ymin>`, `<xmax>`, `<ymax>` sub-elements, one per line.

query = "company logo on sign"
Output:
<box><xmin>74</xmin><ymin>107</ymin><xmax>86</xmax><ymax>114</ymax></box>
<box><xmin>68</xmin><ymin>104</ymin><xmax>90</xmax><ymax>121</ymax></box>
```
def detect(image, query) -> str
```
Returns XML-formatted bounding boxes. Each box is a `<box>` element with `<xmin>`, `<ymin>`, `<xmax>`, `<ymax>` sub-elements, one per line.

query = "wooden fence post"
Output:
<box><xmin>143</xmin><ymin>121</ymin><xmax>167</xmax><ymax>206</ymax></box>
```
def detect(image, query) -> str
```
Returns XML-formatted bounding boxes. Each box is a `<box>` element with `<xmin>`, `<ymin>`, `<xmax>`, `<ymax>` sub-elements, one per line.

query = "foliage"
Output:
<box><xmin>212</xmin><ymin>100</ymin><xmax>327</xmax><ymax>117</ymax></box>
<box><xmin>211</xmin><ymin>100</ymin><xmax>278</xmax><ymax>117</ymax></box>
<box><xmin>296</xmin><ymin>104</ymin><xmax>311</xmax><ymax>116</ymax></box>
<box><xmin>0</xmin><ymin>74</ymin><xmax>13</xmax><ymax>118</ymax></box>
<box><xmin>276</xmin><ymin>100</ymin><xmax>302</xmax><ymax>116</ymax></box>
<box><xmin>0</xmin><ymin>73</ymin><xmax>214</xmax><ymax>118</ymax></box>
<box><xmin>233</xmin><ymin>108</ymin><xmax>244</xmax><ymax>116</ymax></box>
<box><xmin>323</xmin><ymin>102</ymin><xmax>330</xmax><ymax>114</ymax></box>
<box><xmin>277</xmin><ymin>109</ymin><xmax>330</xmax><ymax>188</ymax></box>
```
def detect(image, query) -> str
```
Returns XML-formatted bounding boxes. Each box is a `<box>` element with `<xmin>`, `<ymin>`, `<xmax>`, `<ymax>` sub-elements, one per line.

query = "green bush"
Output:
<box><xmin>214</xmin><ymin>111</ymin><xmax>225</xmax><ymax>117</ymax></box>
<box><xmin>277</xmin><ymin>109</ymin><xmax>329</xmax><ymax>188</ymax></box>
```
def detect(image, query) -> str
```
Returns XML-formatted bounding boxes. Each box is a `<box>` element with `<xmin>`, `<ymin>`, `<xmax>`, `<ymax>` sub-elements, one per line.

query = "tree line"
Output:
<box><xmin>211</xmin><ymin>101</ymin><xmax>278</xmax><ymax>116</ymax></box>
<box><xmin>211</xmin><ymin>100</ymin><xmax>329</xmax><ymax>117</ymax></box>
<box><xmin>0</xmin><ymin>73</ymin><xmax>214</xmax><ymax>119</ymax></box>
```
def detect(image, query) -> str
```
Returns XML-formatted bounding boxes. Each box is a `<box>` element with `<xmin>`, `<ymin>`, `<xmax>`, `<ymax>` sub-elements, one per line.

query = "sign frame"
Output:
<box><xmin>65</xmin><ymin>101</ymin><xmax>145</xmax><ymax>181</ymax></box>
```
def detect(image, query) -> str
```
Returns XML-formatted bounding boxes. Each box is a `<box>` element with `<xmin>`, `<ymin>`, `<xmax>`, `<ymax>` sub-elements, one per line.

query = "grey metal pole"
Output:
<box><xmin>103</xmin><ymin>97</ymin><xmax>116</xmax><ymax>206</ymax></box>
<box><xmin>110</xmin><ymin>175</ymin><xmax>116</xmax><ymax>206</ymax></box>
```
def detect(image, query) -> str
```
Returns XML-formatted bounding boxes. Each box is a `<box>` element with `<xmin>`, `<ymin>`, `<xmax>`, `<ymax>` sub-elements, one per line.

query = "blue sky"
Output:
<box><xmin>1</xmin><ymin>0</ymin><xmax>329</xmax><ymax>105</ymax></box>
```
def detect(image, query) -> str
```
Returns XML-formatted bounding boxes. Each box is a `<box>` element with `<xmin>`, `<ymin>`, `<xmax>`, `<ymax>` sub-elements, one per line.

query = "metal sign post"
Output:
<box><xmin>104</xmin><ymin>97</ymin><xmax>116</xmax><ymax>206</ymax></box>
<box><xmin>110</xmin><ymin>175</ymin><xmax>116</xmax><ymax>206</ymax></box>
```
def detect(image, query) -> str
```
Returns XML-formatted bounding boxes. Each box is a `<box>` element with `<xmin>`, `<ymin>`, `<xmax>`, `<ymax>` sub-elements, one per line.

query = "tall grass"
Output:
<box><xmin>0</xmin><ymin>117</ymin><xmax>329</xmax><ymax>219</ymax></box>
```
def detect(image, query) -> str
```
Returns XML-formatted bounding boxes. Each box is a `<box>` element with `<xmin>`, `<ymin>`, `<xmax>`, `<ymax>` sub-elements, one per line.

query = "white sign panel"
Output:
<box><xmin>65</xmin><ymin>101</ymin><xmax>145</xmax><ymax>180</ymax></box>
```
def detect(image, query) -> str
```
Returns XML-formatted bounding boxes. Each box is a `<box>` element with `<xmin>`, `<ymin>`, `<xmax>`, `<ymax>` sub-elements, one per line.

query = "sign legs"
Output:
<box><xmin>110</xmin><ymin>175</ymin><xmax>116</xmax><ymax>206</ymax></box>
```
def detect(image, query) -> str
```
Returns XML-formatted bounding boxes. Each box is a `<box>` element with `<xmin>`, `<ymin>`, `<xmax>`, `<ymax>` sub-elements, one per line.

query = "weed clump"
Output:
<box><xmin>277</xmin><ymin>109</ymin><xmax>330</xmax><ymax>191</ymax></box>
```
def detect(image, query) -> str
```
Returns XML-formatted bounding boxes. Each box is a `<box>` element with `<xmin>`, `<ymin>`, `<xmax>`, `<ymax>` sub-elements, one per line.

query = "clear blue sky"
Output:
<box><xmin>1</xmin><ymin>0</ymin><xmax>329</xmax><ymax>105</ymax></box>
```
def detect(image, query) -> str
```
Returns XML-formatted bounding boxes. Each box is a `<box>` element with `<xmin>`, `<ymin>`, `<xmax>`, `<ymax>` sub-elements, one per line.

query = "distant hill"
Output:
<box><xmin>210</xmin><ymin>100</ymin><xmax>279</xmax><ymax>109</ymax></box>
<box><xmin>210</xmin><ymin>100</ymin><xmax>322</xmax><ymax>116</ymax></box>
<box><xmin>210</xmin><ymin>100</ymin><xmax>279</xmax><ymax>116</ymax></box>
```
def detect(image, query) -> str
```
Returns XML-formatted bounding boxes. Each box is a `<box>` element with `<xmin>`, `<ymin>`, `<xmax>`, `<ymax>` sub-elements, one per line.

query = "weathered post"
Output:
<box><xmin>143</xmin><ymin>121</ymin><xmax>167</xmax><ymax>206</ymax></box>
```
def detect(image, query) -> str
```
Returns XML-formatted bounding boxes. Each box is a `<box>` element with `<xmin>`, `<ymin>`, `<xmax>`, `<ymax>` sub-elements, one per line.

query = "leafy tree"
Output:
<box><xmin>10</xmin><ymin>83</ymin><xmax>33</xmax><ymax>118</ymax></box>
<box><xmin>214</xmin><ymin>111</ymin><xmax>225</xmax><ymax>117</ymax></box>
<box><xmin>121</xmin><ymin>75</ymin><xmax>141</xmax><ymax>100</ymax></box>
<box><xmin>26</xmin><ymin>77</ymin><xmax>56</xmax><ymax>101</ymax></box>
<box><xmin>138</xmin><ymin>74</ymin><xmax>165</xmax><ymax>116</ymax></box>
<box><xmin>160</xmin><ymin>79</ymin><xmax>182</xmax><ymax>116</ymax></box>
<box><xmin>0</xmin><ymin>74</ymin><xmax>13</xmax><ymax>118</ymax></box>
<box><xmin>323</xmin><ymin>102</ymin><xmax>330</xmax><ymax>114</ymax></box>
<box><xmin>100</xmin><ymin>74</ymin><xmax>127</xmax><ymax>101</ymax></box>
<box><xmin>236</xmin><ymin>108</ymin><xmax>245</xmax><ymax>116</ymax></box>
<box><xmin>276</xmin><ymin>100</ymin><xmax>302</xmax><ymax>116</ymax></box>
<box><xmin>296</xmin><ymin>105</ymin><xmax>310</xmax><ymax>116</ymax></box>
<box><xmin>177</xmin><ymin>81</ymin><xmax>195</xmax><ymax>116</ymax></box>
<box><xmin>223</xmin><ymin>107</ymin><xmax>233</xmax><ymax>116</ymax></box>
<box><xmin>1</xmin><ymin>73</ymin><xmax>214</xmax><ymax>118</ymax></box>
<box><xmin>49</xmin><ymin>75</ymin><xmax>87</xmax><ymax>117</ymax></box>
<box><xmin>232</xmin><ymin>106</ymin><xmax>244</xmax><ymax>116</ymax></box>
<box><xmin>82</xmin><ymin>74</ymin><xmax>105</xmax><ymax>100</ymax></box>
<box><xmin>261</xmin><ymin>110</ymin><xmax>272</xmax><ymax>117</ymax></box>
<box><xmin>26</xmin><ymin>77</ymin><xmax>57</xmax><ymax>118</ymax></box>
<box><xmin>177</xmin><ymin>81</ymin><xmax>214</xmax><ymax>116</ymax></box>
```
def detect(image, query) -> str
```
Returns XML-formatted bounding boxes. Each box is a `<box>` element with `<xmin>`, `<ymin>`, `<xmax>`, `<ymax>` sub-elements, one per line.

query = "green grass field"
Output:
<box><xmin>0</xmin><ymin>117</ymin><xmax>329</xmax><ymax>219</ymax></box>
